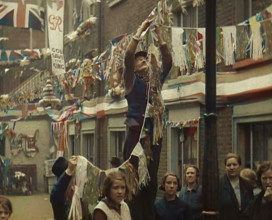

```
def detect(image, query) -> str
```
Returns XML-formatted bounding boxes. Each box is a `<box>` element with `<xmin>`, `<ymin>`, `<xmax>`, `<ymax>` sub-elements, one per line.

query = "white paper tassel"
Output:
<box><xmin>194</xmin><ymin>33</ymin><xmax>205</xmax><ymax>70</ymax></box>
<box><xmin>68</xmin><ymin>156</ymin><xmax>88</xmax><ymax>220</ymax></box>
<box><xmin>249</xmin><ymin>17</ymin><xmax>263</xmax><ymax>60</ymax></box>
<box><xmin>171</xmin><ymin>27</ymin><xmax>188</xmax><ymax>72</ymax></box>
<box><xmin>222</xmin><ymin>26</ymin><xmax>236</xmax><ymax>65</ymax></box>
<box><xmin>198</xmin><ymin>28</ymin><xmax>206</xmax><ymax>57</ymax></box>
<box><xmin>131</xmin><ymin>142</ymin><xmax>150</xmax><ymax>189</ymax></box>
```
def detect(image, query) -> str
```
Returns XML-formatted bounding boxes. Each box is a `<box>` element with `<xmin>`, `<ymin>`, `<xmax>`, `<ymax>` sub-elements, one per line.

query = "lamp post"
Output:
<box><xmin>202</xmin><ymin>1</ymin><xmax>219</xmax><ymax>219</ymax></box>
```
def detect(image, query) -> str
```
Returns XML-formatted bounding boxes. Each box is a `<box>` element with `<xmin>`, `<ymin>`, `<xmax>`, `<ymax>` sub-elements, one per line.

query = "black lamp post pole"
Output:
<box><xmin>202</xmin><ymin>0</ymin><xmax>219</xmax><ymax>219</ymax></box>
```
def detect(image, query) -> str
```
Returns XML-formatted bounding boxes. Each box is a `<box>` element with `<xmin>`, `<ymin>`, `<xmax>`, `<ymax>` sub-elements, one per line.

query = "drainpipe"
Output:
<box><xmin>202</xmin><ymin>1</ymin><xmax>219</xmax><ymax>220</ymax></box>
<box><xmin>96</xmin><ymin>1</ymin><xmax>103</xmax><ymax>167</ymax></box>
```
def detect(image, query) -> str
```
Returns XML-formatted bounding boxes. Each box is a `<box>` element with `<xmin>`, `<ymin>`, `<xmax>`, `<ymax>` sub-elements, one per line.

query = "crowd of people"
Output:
<box><xmin>49</xmin><ymin>153</ymin><xmax>272</xmax><ymax>220</ymax></box>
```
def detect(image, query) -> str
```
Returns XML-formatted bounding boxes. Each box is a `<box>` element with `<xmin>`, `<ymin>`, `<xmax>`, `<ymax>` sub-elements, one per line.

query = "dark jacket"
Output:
<box><xmin>50</xmin><ymin>172</ymin><xmax>72</xmax><ymax>220</ymax></box>
<box><xmin>179</xmin><ymin>184</ymin><xmax>203</xmax><ymax>220</ymax></box>
<box><xmin>219</xmin><ymin>175</ymin><xmax>253</xmax><ymax>220</ymax></box>
<box><xmin>50</xmin><ymin>172</ymin><xmax>91</xmax><ymax>220</ymax></box>
<box><xmin>124</xmin><ymin>43</ymin><xmax>172</xmax><ymax>126</ymax></box>
<box><xmin>155</xmin><ymin>196</ymin><xmax>193</xmax><ymax>220</ymax></box>
<box><xmin>245</xmin><ymin>190</ymin><xmax>272</xmax><ymax>220</ymax></box>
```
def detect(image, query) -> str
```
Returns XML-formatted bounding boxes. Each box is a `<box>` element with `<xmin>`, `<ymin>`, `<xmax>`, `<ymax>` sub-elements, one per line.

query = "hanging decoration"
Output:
<box><xmin>261</xmin><ymin>19</ymin><xmax>272</xmax><ymax>57</ymax></box>
<box><xmin>69</xmin><ymin>151</ymin><xmax>150</xmax><ymax>216</ymax></box>
<box><xmin>171</xmin><ymin>27</ymin><xmax>188</xmax><ymax>74</ymax></box>
<box><xmin>236</xmin><ymin>25</ymin><xmax>250</xmax><ymax>60</ymax></box>
<box><xmin>47</xmin><ymin>0</ymin><xmax>66</xmax><ymax>75</ymax></box>
<box><xmin>39</xmin><ymin>78</ymin><xmax>61</xmax><ymax>109</ymax></box>
<box><xmin>64</xmin><ymin>16</ymin><xmax>97</xmax><ymax>43</ymax></box>
<box><xmin>6</xmin><ymin>128</ymin><xmax>40</xmax><ymax>158</ymax></box>
<box><xmin>192</xmin><ymin>0</ymin><xmax>204</xmax><ymax>7</ymax></box>
<box><xmin>2</xmin><ymin>2</ymin><xmax>272</xmax><ymax>114</ymax></box>
<box><xmin>166</xmin><ymin>117</ymin><xmax>200</xmax><ymax>129</ymax></box>
<box><xmin>249</xmin><ymin>16</ymin><xmax>263</xmax><ymax>60</ymax></box>
<box><xmin>222</xmin><ymin>26</ymin><xmax>236</xmax><ymax>65</ymax></box>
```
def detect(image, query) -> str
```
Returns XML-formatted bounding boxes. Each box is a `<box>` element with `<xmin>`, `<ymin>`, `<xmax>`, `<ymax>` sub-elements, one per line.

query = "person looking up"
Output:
<box><xmin>123</xmin><ymin>14</ymin><xmax>172</xmax><ymax>220</ymax></box>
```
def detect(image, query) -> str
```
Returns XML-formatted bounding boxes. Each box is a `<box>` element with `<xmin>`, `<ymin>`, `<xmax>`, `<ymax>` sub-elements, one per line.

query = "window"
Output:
<box><xmin>173</xmin><ymin>3</ymin><xmax>198</xmax><ymax>28</ymax></box>
<box><xmin>82</xmin><ymin>133</ymin><xmax>95</xmax><ymax>163</ymax></box>
<box><xmin>236</xmin><ymin>0</ymin><xmax>266</xmax><ymax>24</ymax></box>
<box><xmin>237</xmin><ymin>121</ymin><xmax>272</xmax><ymax>169</ymax></box>
<box><xmin>109</xmin><ymin>131</ymin><xmax>125</xmax><ymax>160</ymax></box>
<box><xmin>69</xmin><ymin>135</ymin><xmax>75</xmax><ymax>157</ymax></box>
<box><xmin>236</xmin><ymin>0</ymin><xmax>252</xmax><ymax>23</ymax></box>
<box><xmin>172</xmin><ymin>127</ymin><xmax>198</xmax><ymax>184</ymax></box>
<box><xmin>89</xmin><ymin>3</ymin><xmax>96</xmax><ymax>16</ymax></box>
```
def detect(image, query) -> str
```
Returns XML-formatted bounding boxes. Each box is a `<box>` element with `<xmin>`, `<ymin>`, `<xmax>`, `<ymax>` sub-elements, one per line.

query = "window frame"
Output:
<box><xmin>233</xmin><ymin>114</ymin><xmax>272</xmax><ymax>168</ymax></box>
<box><xmin>172</xmin><ymin>0</ymin><xmax>199</xmax><ymax>28</ymax></box>
<box><xmin>107</xmin><ymin>128</ymin><xmax>126</xmax><ymax>167</ymax></box>
<box><xmin>81</xmin><ymin>131</ymin><xmax>95</xmax><ymax>163</ymax></box>
<box><xmin>169</xmin><ymin>125</ymin><xmax>199</xmax><ymax>185</ymax></box>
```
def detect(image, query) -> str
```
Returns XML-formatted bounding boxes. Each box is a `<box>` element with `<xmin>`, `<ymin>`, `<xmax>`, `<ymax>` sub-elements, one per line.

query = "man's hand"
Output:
<box><xmin>66</xmin><ymin>155</ymin><xmax>78</xmax><ymax>176</ymax></box>
<box><xmin>134</xmin><ymin>18</ymin><xmax>153</xmax><ymax>40</ymax></box>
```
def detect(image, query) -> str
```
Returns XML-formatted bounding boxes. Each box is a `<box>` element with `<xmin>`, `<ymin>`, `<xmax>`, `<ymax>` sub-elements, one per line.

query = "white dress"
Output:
<box><xmin>94</xmin><ymin>200</ymin><xmax>131</xmax><ymax>220</ymax></box>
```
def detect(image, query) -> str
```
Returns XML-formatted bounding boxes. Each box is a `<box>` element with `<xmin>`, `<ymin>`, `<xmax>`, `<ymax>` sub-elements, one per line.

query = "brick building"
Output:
<box><xmin>0</xmin><ymin>0</ymin><xmax>271</xmax><ymax>195</ymax></box>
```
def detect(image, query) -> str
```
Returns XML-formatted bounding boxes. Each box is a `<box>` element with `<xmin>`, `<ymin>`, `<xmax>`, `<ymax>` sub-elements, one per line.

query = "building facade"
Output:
<box><xmin>0</xmin><ymin>0</ymin><xmax>271</xmax><ymax>193</ymax></box>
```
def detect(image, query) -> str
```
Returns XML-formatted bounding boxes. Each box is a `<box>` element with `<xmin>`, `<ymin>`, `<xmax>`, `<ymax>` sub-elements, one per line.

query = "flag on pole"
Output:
<box><xmin>0</xmin><ymin>0</ymin><xmax>44</xmax><ymax>30</ymax></box>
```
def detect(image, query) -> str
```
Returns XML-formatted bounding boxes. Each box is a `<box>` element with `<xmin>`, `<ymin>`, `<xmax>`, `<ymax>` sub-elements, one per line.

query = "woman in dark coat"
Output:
<box><xmin>219</xmin><ymin>153</ymin><xmax>253</xmax><ymax>220</ymax></box>
<box><xmin>245</xmin><ymin>161</ymin><xmax>272</xmax><ymax>220</ymax></box>
<box><xmin>155</xmin><ymin>172</ymin><xmax>193</xmax><ymax>220</ymax></box>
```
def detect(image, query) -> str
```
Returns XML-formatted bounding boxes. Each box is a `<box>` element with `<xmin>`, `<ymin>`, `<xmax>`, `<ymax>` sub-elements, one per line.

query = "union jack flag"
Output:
<box><xmin>0</xmin><ymin>0</ymin><xmax>44</xmax><ymax>30</ymax></box>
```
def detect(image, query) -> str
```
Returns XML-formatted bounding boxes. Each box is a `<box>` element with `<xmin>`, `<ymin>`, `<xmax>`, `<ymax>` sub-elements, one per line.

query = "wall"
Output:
<box><xmin>216</xmin><ymin>106</ymin><xmax>233</xmax><ymax>176</ymax></box>
<box><xmin>101</xmin><ymin>0</ymin><xmax>157</xmax><ymax>49</ymax></box>
<box><xmin>5</xmin><ymin>115</ymin><xmax>51</xmax><ymax>192</ymax></box>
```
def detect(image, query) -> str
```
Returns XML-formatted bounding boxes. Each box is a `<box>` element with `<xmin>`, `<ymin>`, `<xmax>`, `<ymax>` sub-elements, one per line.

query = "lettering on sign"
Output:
<box><xmin>48</xmin><ymin>14</ymin><xmax>62</xmax><ymax>31</ymax></box>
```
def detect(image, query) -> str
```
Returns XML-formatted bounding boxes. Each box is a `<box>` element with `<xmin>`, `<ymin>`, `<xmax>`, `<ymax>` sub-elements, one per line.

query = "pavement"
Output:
<box><xmin>6</xmin><ymin>193</ymin><xmax>54</xmax><ymax>220</ymax></box>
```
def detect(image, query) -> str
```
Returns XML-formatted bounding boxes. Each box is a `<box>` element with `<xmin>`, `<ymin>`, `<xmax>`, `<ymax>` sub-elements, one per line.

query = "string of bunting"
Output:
<box><xmin>67</xmin><ymin>149</ymin><xmax>149</xmax><ymax>218</ymax></box>
<box><xmin>166</xmin><ymin>117</ymin><xmax>200</xmax><ymax>129</ymax></box>
<box><xmin>2</xmin><ymin>3</ymin><xmax>272</xmax><ymax>114</ymax></box>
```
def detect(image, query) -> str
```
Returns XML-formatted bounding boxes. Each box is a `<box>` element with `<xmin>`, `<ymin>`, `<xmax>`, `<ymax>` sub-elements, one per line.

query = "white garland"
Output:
<box><xmin>68</xmin><ymin>156</ymin><xmax>88</xmax><ymax>220</ymax></box>
<box><xmin>249</xmin><ymin>17</ymin><xmax>263</xmax><ymax>60</ymax></box>
<box><xmin>131</xmin><ymin>142</ymin><xmax>150</xmax><ymax>188</ymax></box>
<box><xmin>222</xmin><ymin>26</ymin><xmax>236</xmax><ymax>65</ymax></box>
<box><xmin>171</xmin><ymin>27</ymin><xmax>188</xmax><ymax>72</ymax></box>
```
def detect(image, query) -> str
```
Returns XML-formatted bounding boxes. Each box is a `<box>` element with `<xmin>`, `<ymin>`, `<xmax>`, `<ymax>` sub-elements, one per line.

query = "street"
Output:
<box><xmin>6</xmin><ymin>193</ymin><xmax>54</xmax><ymax>220</ymax></box>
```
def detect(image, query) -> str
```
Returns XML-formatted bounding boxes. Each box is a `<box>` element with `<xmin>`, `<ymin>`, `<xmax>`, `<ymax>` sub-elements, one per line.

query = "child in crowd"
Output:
<box><xmin>0</xmin><ymin>195</ymin><xmax>12</xmax><ymax>220</ymax></box>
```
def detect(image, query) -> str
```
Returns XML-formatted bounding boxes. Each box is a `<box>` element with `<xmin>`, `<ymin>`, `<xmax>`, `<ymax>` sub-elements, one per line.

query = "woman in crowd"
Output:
<box><xmin>179</xmin><ymin>165</ymin><xmax>203</xmax><ymax>220</ymax></box>
<box><xmin>240</xmin><ymin>168</ymin><xmax>262</xmax><ymax>197</ymax></box>
<box><xmin>245</xmin><ymin>161</ymin><xmax>272</xmax><ymax>220</ymax></box>
<box><xmin>93</xmin><ymin>171</ymin><xmax>131</xmax><ymax>220</ymax></box>
<box><xmin>155</xmin><ymin>172</ymin><xmax>192</xmax><ymax>220</ymax></box>
<box><xmin>0</xmin><ymin>195</ymin><xmax>12</xmax><ymax>220</ymax></box>
<box><xmin>219</xmin><ymin>153</ymin><xmax>253</xmax><ymax>220</ymax></box>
